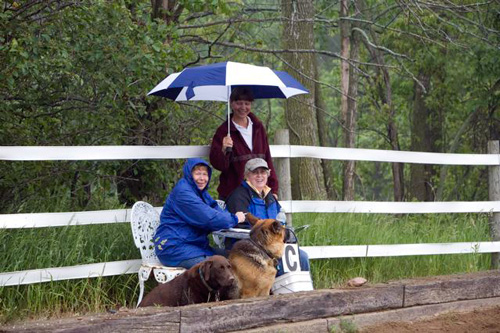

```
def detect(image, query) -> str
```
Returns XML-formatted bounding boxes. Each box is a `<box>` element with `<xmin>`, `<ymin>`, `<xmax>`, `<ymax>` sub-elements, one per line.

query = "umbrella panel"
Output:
<box><xmin>148</xmin><ymin>61</ymin><xmax>308</xmax><ymax>102</ymax></box>
<box><xmin>150</xmin><ymin>85</ymin><xmax>296</xmax><ymax>101</ymax></box>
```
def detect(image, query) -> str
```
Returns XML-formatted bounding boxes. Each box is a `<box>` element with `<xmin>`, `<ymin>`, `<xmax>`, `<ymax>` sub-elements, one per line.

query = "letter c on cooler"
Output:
<box><xmin>284</xmin><ymin>244</ymin><xmax>298</xmax><ymax>272</ymax></box>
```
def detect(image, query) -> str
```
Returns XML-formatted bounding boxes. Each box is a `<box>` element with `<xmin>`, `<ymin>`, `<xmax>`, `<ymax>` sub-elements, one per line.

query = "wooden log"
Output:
<box><xmin>240</xmin><ymin>318</ymin><xmax>329</xmax><ymax>333</ymax></box>
<box><xmin>327</xmin><ymin>296</ymin><xmax>500</xmax><ymax>333</ymax></box>
<box><xmin>180</xmin><ymin>286</ymin><xmax>404</xmax><ymax>332</ymax></box>
<box><xmin>2</xmin><ymin>308</ymin><xmax>181</xmax><ymax>333</ymax></box>
<box><xmin>243</xmin><ymin>297</ymin><xmax>500</xmax><ymax>333</ymax></box>
<box><xmin>403</xmin><ymin>270</ymin><xmax>500</xmax><ymax>307</ymax></box>
<box><xmin>489</xmin><ymin>140</ymin><xmax>500</xmax><ymax>269</ymax></box>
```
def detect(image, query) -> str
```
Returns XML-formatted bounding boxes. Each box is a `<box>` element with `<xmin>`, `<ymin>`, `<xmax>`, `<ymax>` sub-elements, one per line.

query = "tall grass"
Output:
<box><xmin>0</xmin><ymin>212</ymin><xmax>493</xmax><ymax>323</ymax></box>
<box><xmin>0</xmin><ymin>224</ymin><xmax>140</xmax><ymax>323</ymax></box>
<box><xmin>292</xmin><ymin>213</ymin><xmax>492</xmax><ymax>289</ymax></box>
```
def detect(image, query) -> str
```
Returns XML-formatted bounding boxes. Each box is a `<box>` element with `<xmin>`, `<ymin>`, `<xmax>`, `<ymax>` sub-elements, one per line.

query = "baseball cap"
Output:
<box><xmin>245</xmin><ymin>158</ymin><xmax>269</xmax><ymax>173</ymax></box>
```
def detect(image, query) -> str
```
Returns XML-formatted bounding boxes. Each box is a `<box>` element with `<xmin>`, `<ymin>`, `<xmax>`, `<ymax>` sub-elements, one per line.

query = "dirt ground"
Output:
<box><xmin>360</xmin><ymin>306</ymin><xmax>500</xmax><ymax>333</ymax></box>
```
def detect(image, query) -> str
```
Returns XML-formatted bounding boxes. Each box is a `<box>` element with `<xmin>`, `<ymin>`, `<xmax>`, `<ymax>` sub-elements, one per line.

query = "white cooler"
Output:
<box><xmin>272</xmin><ymin>271</ymin><xmax>314</xmax><ymax>294</ymax></box>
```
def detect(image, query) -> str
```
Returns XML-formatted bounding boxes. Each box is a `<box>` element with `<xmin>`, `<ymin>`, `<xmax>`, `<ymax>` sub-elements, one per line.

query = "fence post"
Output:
<box><xmin>274</xmin><ymin>129</ymin><xmax>293</xmax><ymax>226</ymax></box>
<box><xmin>488</xmin><ymin>140</ymin><xmax>500</xmax><ymax>269</ymax></box>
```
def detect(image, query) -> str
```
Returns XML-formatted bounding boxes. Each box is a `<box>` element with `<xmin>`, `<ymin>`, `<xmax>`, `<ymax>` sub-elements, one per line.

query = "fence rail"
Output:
<box><xmin>1</xmin><ymin>145</ymin><xmax>499</xmax><ymax>165</ymax></box>
<box><xmin>2</xmin><ymin>201</ymin><xmax>500</xmax><ymax>229</ymax></box>
<box><xmin>1</xmin><ymin>144</ymin><xmax>499</xmax><ymax>286</ymax></box>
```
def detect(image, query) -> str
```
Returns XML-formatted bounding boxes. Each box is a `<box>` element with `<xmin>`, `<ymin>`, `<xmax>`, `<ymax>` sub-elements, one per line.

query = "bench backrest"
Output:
<box><xmin>130</xmin><ymin>201</ymin><xmax>162</xmax><ymax>266</ymax></box>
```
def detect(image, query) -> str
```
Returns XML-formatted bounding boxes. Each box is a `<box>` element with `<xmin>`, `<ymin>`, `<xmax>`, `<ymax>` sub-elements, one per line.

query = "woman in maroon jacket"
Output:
<box><xmin>209</xmin><ymin>87</ymin><xmax>279</xmax><ymax>200</ymax></box>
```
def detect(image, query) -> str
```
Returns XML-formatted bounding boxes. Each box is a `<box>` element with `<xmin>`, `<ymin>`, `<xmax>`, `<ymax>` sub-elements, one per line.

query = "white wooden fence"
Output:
<box><xmin>1</xmin><ymin>144</ymin><xmax>499</xmax><ymax>287</ymax></box>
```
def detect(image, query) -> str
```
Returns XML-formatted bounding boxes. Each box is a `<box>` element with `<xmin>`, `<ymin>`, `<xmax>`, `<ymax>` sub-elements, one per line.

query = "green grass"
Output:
<box><xmin>0</xmin><ymin>213</ymin><xmax>493</xmax><ymax>323</ymax></box>
<box><xmin>292</xmin><ymin>213</ymin><xmax>492</xmax><ymax>289</ymax></box>
<box><xmin>0</xmin><ymin>224</ymin><xmax>140</xmax><ymax>323</ymax></box>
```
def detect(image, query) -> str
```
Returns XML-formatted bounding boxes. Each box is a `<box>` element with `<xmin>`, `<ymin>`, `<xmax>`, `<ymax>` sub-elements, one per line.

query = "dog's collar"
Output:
<box><xmin>198</xmin><ymin>266</ymin><xmax>214</xmax><ymax>292</ymax></box>
<box><xmin>249</xmin><ymin>239</ymin><xmax>279</xmax><ymax>266</ymax></box>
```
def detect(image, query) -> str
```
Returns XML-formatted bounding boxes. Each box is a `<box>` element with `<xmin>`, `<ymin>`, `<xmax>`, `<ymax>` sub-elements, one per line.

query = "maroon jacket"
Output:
<box><xmin>210</xmin><ymin>112</ymin><xmax>278</xmax><ymax>199</ymax></box>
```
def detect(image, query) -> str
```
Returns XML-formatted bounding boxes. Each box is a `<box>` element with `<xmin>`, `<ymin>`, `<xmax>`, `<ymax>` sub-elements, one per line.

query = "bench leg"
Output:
<box><xmin>136</xmin><ymin>266</ymin><xmax>152</xmax><ymax>307</ymax></box>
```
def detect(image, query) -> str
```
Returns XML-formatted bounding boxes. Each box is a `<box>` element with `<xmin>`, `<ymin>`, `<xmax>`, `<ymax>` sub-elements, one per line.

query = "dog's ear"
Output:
<box><xmin>271</xmin><ymin>220</ymin><xmax>283</xmax><ymax>234</ymax></box>
<box><xmin>245</xmin><ymin>213</ymin><xmax>260</xmax><ymax>226</ymax></box>
<box><xmin>202</xmin><ymin>260</ymin><xmax>212</xmax><ymax>281</ymax></box>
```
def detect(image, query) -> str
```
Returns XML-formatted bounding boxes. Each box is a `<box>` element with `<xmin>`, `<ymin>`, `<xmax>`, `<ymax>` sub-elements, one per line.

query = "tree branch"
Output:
<box><xmin>352</xmin><ymin>27</ymin><xmax>413</xmax><ymax>60</ymax></box>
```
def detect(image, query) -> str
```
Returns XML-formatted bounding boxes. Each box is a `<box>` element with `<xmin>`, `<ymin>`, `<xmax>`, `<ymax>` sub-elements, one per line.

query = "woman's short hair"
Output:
<box><xmin>230</xmin><ymin>87</ymin><xmax>255</xmax><ymax>102</ymax></box>
<box><xmin>192</xmin><ymin>164</ymin><xmax>208</xmax><ymax>173</ymax></box>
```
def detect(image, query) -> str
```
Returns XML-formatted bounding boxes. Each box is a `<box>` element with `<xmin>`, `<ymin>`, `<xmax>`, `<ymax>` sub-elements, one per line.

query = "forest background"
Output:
<box><xmin>1</xmin><ymin>0</ymin><xmax>499</xmax><ymax>210</ymax></box>
<box><xmin>0</xmin><ymin>0</ymin><xmax>499</xmax><ymax>322</ymax></box>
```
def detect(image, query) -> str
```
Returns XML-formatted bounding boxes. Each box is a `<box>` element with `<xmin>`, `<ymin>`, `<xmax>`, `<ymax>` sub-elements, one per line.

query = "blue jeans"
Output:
<box><xmin>176</xmin><ymin>247</ymin><xmax>227</xmax><ymax>269</ymax></box>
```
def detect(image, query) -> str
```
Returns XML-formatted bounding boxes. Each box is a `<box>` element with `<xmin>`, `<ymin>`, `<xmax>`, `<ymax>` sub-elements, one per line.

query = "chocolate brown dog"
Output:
<box><xmin>228</xmin><ymin>213</ymin><xmax>286</xmax><ymax>298</ymax></box>
<box><xmin>138</xmin><ymin>255</ymin><xmax>234</xmax><ymax>307</ymax></box>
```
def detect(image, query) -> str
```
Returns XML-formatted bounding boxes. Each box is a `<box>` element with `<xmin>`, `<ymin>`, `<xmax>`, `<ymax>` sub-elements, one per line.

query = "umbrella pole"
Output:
<box><xmin>227</xmin><ymin>101</ymin><xmax>231</xmax><ymax>137</ymax></box>
<box><xmin>226</xmin><ymin>86</ymin><xmax>232</xmax><ymax>153</ymax></box>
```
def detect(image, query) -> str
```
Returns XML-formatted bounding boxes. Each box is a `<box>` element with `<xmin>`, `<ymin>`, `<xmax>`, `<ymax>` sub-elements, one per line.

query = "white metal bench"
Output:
<box><xmin>130</xmin><ymin>201</ymin><xmax>185</xmax><ymax>307</ymax></box>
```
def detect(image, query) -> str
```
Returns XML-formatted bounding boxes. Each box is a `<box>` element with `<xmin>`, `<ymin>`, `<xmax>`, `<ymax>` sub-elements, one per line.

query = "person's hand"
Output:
<box><xmin>222</xmin><ymin>135</ymin><xmax>233</xmax><ymax>153</ymax></box>
<box><xmin>235</xmin><ymin>211</ymin><xmax>245</xmax><ymax>223</ymax></box>
<box><xmin>272</xmin><ymin>193</ymin><xmax>278</xmax><ymax>200</ymax></box>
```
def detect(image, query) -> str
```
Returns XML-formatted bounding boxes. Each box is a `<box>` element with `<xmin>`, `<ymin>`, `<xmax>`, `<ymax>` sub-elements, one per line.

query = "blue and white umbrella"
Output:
<box><xmin>148</xmin><ymin>61</ymin><xmax>309</xmax><ymax>136</ymax></box>
<box><xmin>148</xmin><ymin>61</ymin><xmax>308</xmax><ymax>101</ymax></box>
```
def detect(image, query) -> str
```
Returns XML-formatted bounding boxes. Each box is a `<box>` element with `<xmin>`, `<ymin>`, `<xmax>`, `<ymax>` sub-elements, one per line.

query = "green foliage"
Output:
<box><xmin>318</xmin><ymin>0</ymin><xmax>500</xmax><ymax>201</ymax></box>
<box><xmin>0</xmin><ymin>1</ymin><xmax>223</xmax><ymax>212</ymax></box>
<box><xmin>180</xmin><ymin>0</ymin><xmax>239</xmax><ymax>15</ymax></box>
<box><xmin>2</xmin><ymin>0</ymin><xmax>498</xmax><ymax>212</ymax></box>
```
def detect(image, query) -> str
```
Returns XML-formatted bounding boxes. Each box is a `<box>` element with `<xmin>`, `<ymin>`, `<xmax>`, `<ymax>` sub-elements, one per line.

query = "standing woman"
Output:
<box><xmin>154</xmin><ymin>158</ymin><xmax>245</xmax><ymax>269</ymax></box>
<box><xmin>210</xmin><ymin>87</ymin><xmax>279</xmax><ymax>200</ymax></box>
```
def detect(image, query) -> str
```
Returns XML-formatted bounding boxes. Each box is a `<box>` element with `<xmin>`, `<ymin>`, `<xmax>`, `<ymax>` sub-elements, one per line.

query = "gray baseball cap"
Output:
<box><xmin>245</xmin><ymin>158</ymin><xmax>269</xmax><ymax>173</ymax></box>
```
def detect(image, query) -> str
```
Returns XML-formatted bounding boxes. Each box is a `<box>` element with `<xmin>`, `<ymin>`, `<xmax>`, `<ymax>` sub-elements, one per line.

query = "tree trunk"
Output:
<box><xmin>436</xmin><ymin>108</ymin><xmax>480</xmax><ymax>200</ymax></box>
<box><xmin>383</xmin><ymin>69</ymin><xmax>404</xmax><ymax>202</ymax></box>
<box><xmin>409</xmin><ymin>72</ymin><xmax>442</xmax><ymax>201</ymax></box>
<box><xmin>364</xmin><ymin>29</ymin><xmax>404</xmax><ymax>202</ymax></box>
<box><xmin>315</xmin><ymin>56</ymin><xmax>337</xmax><ymax>200</ymax></box>
<box><xmin>342</xmin><ymin>1</ymin><xmax>361</xmax><ymax>201</ymax></box>
<box><xmin>410</xmin><ymin>73</ymin><xmax>430</xmax><ymax>201</ymax></box>
<box><xmin>339</xmin><ymin>0</ymin><xmax>350</xmax><ymax>139</ymax></box>
<box><xmin>388</xmin><ymin>119</ymin><xmax>405</xmax><ymax>201</ymax></box>
<box><xmin>282</xmin><ymin>0</ymin><xmax>327</xmax><ymax>200</ymax></box>
<box><xmin>150</xmin><ymin>0</ymin><xmax>183</xmax><ymax>25</ymax></box>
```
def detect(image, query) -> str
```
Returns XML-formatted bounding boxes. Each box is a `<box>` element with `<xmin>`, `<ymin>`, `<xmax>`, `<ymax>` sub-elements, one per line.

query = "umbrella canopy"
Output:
<box><xmin>148</xmin><ymin>61</ymin><xmax>309</xmax><ymax>101</ymax></box>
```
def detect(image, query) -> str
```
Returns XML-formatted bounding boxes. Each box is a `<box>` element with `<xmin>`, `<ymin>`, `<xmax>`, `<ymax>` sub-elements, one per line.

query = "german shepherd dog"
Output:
<box><xmin>228</xmin><ymin>213</ymin><xmax>286</xmax><ymax>298</ymax></box>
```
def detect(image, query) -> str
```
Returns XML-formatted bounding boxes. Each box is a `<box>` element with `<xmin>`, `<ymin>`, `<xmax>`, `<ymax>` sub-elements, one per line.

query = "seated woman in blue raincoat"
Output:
<box><xmin>225</xmin><ymin>158</ymin><xmax>310</xmax><ymax>275</ymax></box>
<box><xmin>154</xmin><ymin>158</ymin><xmax>245</xmax><ymax>269</ymax></box>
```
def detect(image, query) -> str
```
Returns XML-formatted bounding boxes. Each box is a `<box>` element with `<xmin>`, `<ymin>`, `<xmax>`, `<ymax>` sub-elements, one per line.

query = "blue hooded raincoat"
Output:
<box><xmin>154</xmin><ymin>158</ymin><xmax>238</xmax><ymax>266</ymax></box>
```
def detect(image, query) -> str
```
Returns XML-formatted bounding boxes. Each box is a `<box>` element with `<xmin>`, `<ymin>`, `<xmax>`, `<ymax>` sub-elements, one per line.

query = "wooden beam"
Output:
<box><xmin>4</xmin><ymin>270</ymin><xmax>500</xmax><ymax>332</ymax></box>
<box><xmin>180</xmin><ymin>285</ymin><xmax>403</xmax><ymax>332</ymax></box>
